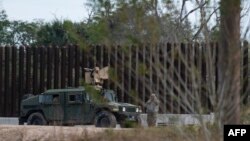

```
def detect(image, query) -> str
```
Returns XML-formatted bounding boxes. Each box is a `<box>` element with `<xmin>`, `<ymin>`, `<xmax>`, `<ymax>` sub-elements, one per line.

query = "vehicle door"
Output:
<box><xmin>65</xmin><ymin>91</ymin><xmax>84</xmax><ymax>124</ymax></box>
<box><xmin>41</xmin><ymin>93</ymin><xmax>64</xmax><ymax>121</ymax></box>
<box><xmin>82</xmin><ymin>91</ymin><xmax>95</xmax><ymax>123</ymax></box>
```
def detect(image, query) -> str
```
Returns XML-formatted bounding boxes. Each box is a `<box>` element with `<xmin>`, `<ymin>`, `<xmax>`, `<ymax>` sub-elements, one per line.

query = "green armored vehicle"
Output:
<box><xmin>19</xmin><ymin>87</ymin><xmax>141</xmax><ymax>128</ymax></box>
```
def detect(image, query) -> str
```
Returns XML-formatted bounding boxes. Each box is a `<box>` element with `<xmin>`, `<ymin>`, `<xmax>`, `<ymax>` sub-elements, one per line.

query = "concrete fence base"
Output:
<box><xmin>0</xmin><ymin>113</ymin><xmax>214</xmax><ymax>127</ymax></box>
<box><xmin>140</xmin><ymin>113</ymin><xmax>215</xmax><ymax>127</ymax></box>
<box><xmin>0</xmin><ymin>117</ymin><xmax>19</xmax><ymax>125</ymax></box>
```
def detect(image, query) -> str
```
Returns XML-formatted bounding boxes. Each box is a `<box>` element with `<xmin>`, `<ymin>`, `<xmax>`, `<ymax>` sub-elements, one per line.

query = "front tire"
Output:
<box><xmin>27</xmin><ymin>112</ymin><xmax>47</xmax><ymax>125</ymax></box>
<box><xmin>94</xmin><ymin>111</ymin><xmax>117</xmax><ymax>128</ymax></box>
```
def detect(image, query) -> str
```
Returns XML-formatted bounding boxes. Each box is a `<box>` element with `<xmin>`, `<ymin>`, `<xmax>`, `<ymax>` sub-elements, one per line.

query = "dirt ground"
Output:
<box><xmin>0</xmin><ymin>125</ymin><xmax>114</xmax><ymax>141</ymax></box>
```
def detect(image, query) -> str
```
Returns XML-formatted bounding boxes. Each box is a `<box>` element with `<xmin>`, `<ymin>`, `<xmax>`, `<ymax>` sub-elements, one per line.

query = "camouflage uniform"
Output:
<box><xmin>146</xmin><ymin>94</ymin><xmax>160</xmax><ymax>127</ymax></box>
<box><xmin>93</xmin><ymin>67</ymin><xmax>102</xmax><ymax>85</ymax></box>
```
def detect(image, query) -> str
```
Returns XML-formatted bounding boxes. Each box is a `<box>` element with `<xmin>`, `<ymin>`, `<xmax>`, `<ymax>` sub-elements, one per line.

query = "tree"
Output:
<box><xmin>7</xmin><ymin>21</ymin><xmax>38</xmax><ymax>45</ymax></box>
<box><xmin>85</xmin><ymin>0</ymin><xmax>193</xmax><ymax>44</ymax></box>
<box><xmin>36</xmin><ymin>20</ymin><xmax>70</xmax><ymax>46</ymax></box>
<box><xmin>0</xmin><ymin>10</ymin><xmax>38</xmax><ymax>46</ymax></box>
<box><xmin>0</xmin><ymin>10</ymin><xmax>10</xmax><ymax>45</ymax></box>
<box><xmin>219</xmin><ymin>0</ymin><xmax>241</xmax><ymax>124</ymax></box>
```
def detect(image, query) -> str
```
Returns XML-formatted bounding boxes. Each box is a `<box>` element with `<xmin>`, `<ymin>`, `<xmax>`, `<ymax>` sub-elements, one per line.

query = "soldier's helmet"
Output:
<box><xmin>94</xmin><ymin>67</ymin><xmax>100</xmax><ymax>72</ymax></box>
<box><xmin>150</xmin><ymin>93</ymin><xmax>157</xmax><ymax>99</ymax></box>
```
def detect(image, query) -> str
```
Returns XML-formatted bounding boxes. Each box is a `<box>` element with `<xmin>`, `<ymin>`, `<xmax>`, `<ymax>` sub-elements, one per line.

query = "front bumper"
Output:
<box><xmin>114</xmin><ymin>112</ymin><xmax>141</xmax><ymax>123</ymax></box>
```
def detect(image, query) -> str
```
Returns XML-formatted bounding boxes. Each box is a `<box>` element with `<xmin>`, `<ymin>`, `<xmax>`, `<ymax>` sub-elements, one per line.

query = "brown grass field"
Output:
<box><xmin>0</xmin><ymin>124</ymin><xmax>221</xmax><ymax>141</ymax></box>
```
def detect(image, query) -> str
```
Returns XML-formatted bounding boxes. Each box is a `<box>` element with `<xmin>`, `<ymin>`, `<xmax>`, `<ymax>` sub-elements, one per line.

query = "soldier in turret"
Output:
<box><xmin>85</xmin><ymin>66</ymin><xmax>109</xmax><ymax>90</ymax></box>
<box><xmin>92</xmin><ymin>66</ymin><xmax>103</xmax><ymax>87</ymax></box>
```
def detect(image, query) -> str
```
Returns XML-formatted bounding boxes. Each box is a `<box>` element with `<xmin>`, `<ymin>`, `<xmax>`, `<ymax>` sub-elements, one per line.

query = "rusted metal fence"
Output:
<box><xmin>0</xmin><ymin>42</ymin><xmax>249</xmax><ymax>117</ymax></box>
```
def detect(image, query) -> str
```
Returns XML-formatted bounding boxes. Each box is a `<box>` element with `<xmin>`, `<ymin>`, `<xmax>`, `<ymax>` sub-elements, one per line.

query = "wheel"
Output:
<box><xmin>27</xmin><ymin>112</ymin><xmax>47</xmax><ymax>125</ymax></box>
<box><xmin>94</xmin><ymin>111</ymin><xmax>117</xmax><ymax>128</ymax></box>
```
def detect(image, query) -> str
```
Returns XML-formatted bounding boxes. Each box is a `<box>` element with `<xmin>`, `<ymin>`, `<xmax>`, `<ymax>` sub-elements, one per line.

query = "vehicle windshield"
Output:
<box><xmin>103</xmin><ymin>91</ymin><xmax>118</xmax><ymax>102</ymax></box>
<box><xmin>84</xmin><ymin>92</ymin><xmax>91</xmax><ymax>101</ymax></box>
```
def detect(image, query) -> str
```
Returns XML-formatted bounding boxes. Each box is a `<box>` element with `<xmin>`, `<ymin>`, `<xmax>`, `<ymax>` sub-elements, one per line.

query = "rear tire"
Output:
<box><xmin>27</xmin><ymin>112</ymin><xmax>47</xmax><ymax>125</ymax></box>
<box><xmin>94</xmin><ymin>111</ymin><xmax>117</xmax><ymax>128</ymax></box>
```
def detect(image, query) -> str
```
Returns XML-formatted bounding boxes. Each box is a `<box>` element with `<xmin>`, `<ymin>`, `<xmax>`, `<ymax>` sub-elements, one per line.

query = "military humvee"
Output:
<box><xmin>19</xmin><ymin>87</ymin><xmax>141</xmax><ymax>128</ymax></box>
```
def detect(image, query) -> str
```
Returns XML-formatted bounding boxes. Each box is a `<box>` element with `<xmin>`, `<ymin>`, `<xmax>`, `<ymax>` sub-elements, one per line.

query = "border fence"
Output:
<box><xmin>0</xmin><ymin>42</ymin><xmax>249</xmax><ymax>117</ymax></box>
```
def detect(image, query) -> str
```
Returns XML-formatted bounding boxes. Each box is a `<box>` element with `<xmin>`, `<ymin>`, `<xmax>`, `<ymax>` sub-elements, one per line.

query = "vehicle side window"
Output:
<box><xmin>68</xmin><ymin>92</ymin><xmax>82</xmax><ymax>104</ymax></box>
<box><xmin>52</xmin><ymin>94</ymin><xmax>60</xmax><ymax>104</ymax></box>
<box><xmin>39</xmin><ymin>94</ymin><xmax>60</xmax><ymax>104</ymax></box>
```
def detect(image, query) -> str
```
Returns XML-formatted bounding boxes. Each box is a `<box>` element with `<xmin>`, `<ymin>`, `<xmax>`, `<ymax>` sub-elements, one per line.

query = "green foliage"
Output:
<box><xmin>138</xmin><ymin>63</ymin><xmax>147</xmax><ymax>76</ymax></box>
<box><xmin>85</xmin><ymin>20</ymin><xmax>110</xmax><ymax>44</ymax></box>
<box><xmin>36</xmin><ymin>20</ymin><xmax>72</xmax><ymax>46</ymax></box>
<box><xmin>0</xmin><ymin>10</ymin><xmax>37</xmax><ymax>46</ymax></box>
<box><xmin>0</xmin><ymin>0</ymin><xmax>194</xmax><ymax>46</ymax></box>
<box><xmin>109</xmin><ymin>67</ymin><xmax>118</xmax><ymax>82</ymax></box>
<box><xmin>129</xmin><ymin>90</ymin><xmax>139</xmax><ymax>104</ymax></box>
<box><xmin>85</xmin><ymin>0</ymin><xmax>193</xmax><ymax>44</ymax></box>
<box><xmin>9</xmin><ymin>21</ymin><xmax>38</xmax><ymax>45</ymax></box>
<box><xmin>62</xmin><ymin>20</ymin><xmax>89</xmax><ymax>49</ymax></box>
<box><xmin>84</xmin><ymin>85</ymin><xmax>108</xmax><ymax>104</ymax></box>
<box><xmin>121</xmin><ymin>120</ymin><xmax>139</xmax><ymax>128</ymax></box>
<box><xmin>0</xmin><ymin>10</ymin><xmax>10</xmax><ymax>45</ymax></box>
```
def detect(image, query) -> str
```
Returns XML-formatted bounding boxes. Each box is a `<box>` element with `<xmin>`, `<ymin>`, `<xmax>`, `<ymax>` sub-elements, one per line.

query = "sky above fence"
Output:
<box><xmin>1</xmin><ymin>0</ymin><xmax>249</xmax><ymax>40</ymax></box>
<box><xmin>1</xmin><ymin>0</ymin><xmax>200</xmax><ymax>24</ymax></box>
<box><xmin>1</xmin><ymin>0</ymin><xmax>88</xmax><ymax>22</ymax></box>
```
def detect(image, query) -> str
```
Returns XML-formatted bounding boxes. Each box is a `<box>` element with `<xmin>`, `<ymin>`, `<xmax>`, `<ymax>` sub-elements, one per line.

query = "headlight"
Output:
<box><xmin>122</xmin><ymin>107</ymin><xmax>126</xmax><ymax>112</ymax></box>
<box><xmin>139</xmin><ymin>106</ymin><xmax>142</xmax><ymax>112</ymax></box>
<box><xmin>136</xmin><ymin>108</ymin><xmax>139</xmax><ymax>112</ymax></box>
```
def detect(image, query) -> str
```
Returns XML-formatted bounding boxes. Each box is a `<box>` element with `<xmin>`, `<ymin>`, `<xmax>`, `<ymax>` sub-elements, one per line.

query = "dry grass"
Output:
<box><xmin>78</xmin><ymin>126</ymin><xmax>221</xmax><ymax>141</ymax></box>
<box><xmin>0</xmin><ymin>125</ymin><xmax>222</xmax><ymax>141</ymax></box>
<box><xmin>240</xmin><ymin>103</ymin><xmax>250</xmax><ymax>124</ymax></box>
<box><xmin>0</xmin><ymin>125</ymin><xmax>102</xmax><ymax>141</ymax></box>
